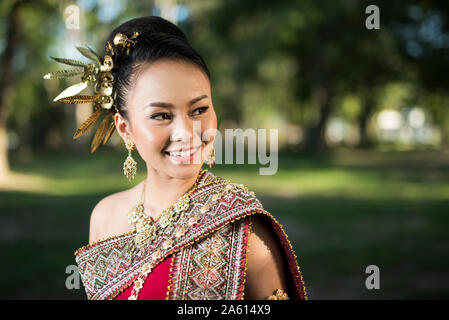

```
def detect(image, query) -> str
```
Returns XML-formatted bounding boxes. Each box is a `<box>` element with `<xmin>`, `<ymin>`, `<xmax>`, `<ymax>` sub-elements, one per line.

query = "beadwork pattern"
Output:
<box><xmin>166</xmin><ymin>217</ymin><xmax>250</xmax><ymax>300</ymax></box>
<box><xmin>74</xmin><ymin>171</ymin><xmax>307</xmax><ymax>300</ymax></box>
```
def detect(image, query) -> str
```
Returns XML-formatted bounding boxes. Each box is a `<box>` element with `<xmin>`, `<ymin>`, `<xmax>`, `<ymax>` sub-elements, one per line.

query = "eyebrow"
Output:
<box><xmin>144</xmin><ymin>94</ymin><xmax>209</xmax><ymax>109</ymax></box>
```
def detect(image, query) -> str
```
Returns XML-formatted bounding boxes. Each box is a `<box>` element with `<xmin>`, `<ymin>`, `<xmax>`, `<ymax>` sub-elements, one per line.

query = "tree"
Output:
<box><xmin>0</xmin><ymin>0</ymin><xmax>32</xmax><ymax>180</ymax></box>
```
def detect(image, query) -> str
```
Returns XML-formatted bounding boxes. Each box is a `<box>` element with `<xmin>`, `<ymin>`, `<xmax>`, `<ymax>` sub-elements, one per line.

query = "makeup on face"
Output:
<box><xmin>126</xmin><ymin>59</ymin><xmax>217</xmax><ymax>172</ymax></box>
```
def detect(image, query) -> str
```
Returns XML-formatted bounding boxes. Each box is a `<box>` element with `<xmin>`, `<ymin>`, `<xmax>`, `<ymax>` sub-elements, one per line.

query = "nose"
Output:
<box><xmin>170</xmin><ymin>114</ymin><xmax>201</xmax><ymax>147</ymax></box>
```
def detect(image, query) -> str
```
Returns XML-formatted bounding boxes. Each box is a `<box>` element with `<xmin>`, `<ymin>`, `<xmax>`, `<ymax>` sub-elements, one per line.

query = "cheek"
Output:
<box><xmin>202</xmin><ymin>108</ymin><xmax>217</xmax><ymax>129</ymax></box>
<box><xmin>201</xmin><ymin>111</ymin><xmax>217</xmax><ymax>140</ymax></box>
<box><xmin>135</xmin><ymin>125</ymin><xmax>168</xmax><ymax>154</ymax></box>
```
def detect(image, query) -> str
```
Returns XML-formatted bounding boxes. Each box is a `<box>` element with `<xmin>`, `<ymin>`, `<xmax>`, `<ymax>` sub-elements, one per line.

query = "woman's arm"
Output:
<box><xmin>244</xmin><ymin>214</ymin><xmax>289</xmax><ymax>299</ymax></box>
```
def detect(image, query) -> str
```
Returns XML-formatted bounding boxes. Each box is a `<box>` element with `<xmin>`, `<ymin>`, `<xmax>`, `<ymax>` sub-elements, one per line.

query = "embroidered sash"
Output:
<box><xmin>74</xmin><ymin>171</ymin><xmax>307</xmax><ymax>300</ymax></box>
<box><xmin>167</xmin><ymin>215</ymin><xmax>250</xmax><ymax>300</ymax></box>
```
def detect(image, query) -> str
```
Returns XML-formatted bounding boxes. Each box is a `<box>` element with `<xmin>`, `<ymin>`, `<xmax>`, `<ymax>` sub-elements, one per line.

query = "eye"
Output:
<box><xmin>192</xmin><ymin>106</ymin><xmax>209</xmax><ymax>116</ymax></box>
<box><xmin>150</xmin><ymin>112</ymin><xmax>172</xmax><ymax>120</ymax></box>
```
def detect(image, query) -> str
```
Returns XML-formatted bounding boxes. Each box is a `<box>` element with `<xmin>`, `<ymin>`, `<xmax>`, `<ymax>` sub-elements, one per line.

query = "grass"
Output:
<box><xmin>1</xmin><ymin>148</ymin><xmax>448</xmax><ymax>299</ymax></box>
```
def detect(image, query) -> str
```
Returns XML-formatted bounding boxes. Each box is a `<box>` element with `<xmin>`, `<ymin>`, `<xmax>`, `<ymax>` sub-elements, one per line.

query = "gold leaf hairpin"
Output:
<box><xmin>43</xmin><ymin>69</ymin><xmax>85</xmax><ymax>79</ymax></box>
<box><xmin>73</xmin><ymin>106</ymin><xmax>103</xmax><ymax>140</ymax></box>
<box><xmin>43</xmin><ymin>31</ymin><xmax>140</xmax><ymax>153</ymax></box>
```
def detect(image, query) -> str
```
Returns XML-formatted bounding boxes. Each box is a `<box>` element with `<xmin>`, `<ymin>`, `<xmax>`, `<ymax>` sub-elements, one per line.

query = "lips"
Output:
<box><xmin>164</xmin><ymin>145</ymin><xmax>201</xmax><ymax>162</ymax></box>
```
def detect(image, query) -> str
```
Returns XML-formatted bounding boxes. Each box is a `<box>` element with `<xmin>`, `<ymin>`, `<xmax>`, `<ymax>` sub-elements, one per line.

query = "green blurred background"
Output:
<box><xmin>0</xmin><ymin>0</ymin><xmax>448</xmax><ymax>299</ymax></box>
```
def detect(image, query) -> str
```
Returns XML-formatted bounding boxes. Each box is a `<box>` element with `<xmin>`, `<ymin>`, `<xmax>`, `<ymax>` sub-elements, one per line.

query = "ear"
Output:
<box><xmin>114</xmin><ymin>112</ymin><xmax>131</xmax><ymax>142</ymax></box>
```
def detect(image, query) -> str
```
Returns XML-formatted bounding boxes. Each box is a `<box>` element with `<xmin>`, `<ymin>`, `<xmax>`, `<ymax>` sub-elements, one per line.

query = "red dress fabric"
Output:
<box><xmin>114</xmin><ymin>254</ymin><xmax>174</xmax><ymax>300</ymax></box>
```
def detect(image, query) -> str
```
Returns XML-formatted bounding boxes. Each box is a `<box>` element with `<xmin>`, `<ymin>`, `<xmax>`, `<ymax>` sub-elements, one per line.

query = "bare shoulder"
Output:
<box><xmin>244</xmin><ymin>214</ymin><xmax>288</xmax><ymax>299</ymax></box>
<box><xmin>247</xmin><ymin>214</ymin><xmax>281</xmax><ymax>266</ymax></box>
<box><xmin>88</xmin><ymin>183</ymin><xmax>141</xmax><ymax>245</ymax></box>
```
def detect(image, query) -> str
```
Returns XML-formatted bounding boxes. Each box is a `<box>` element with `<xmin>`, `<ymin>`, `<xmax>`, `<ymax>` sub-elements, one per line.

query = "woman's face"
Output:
<box><xmin>115</xmin><ymin>59</ymin><xmax>217</xmax><ymax>180</ymax></box>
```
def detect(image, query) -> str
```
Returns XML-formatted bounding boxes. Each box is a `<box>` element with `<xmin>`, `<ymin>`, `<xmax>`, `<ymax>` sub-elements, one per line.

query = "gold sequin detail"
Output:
<box><xmin>267</xmin><ymin>289</ymin><xmax>289</xmax><ymax>300</ymax></box>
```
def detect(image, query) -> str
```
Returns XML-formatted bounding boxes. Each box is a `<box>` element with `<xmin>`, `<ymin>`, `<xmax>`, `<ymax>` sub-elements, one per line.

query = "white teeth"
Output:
<box><xmin>168</xmin><ymin>147</ymin><xmax>198</xmax><ymax>158</ymax></box>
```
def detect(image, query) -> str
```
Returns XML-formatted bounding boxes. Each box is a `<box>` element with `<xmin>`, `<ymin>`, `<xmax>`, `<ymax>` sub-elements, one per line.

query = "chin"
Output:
<box><xmin>165</xmin><ymin>164</ymin><xmax>204</xmax><ymax>180</ymax></box>
<box><xmin>163</xmin><ymin>155</ymin><xmax>203</xmax><ymax>177</ymax></box>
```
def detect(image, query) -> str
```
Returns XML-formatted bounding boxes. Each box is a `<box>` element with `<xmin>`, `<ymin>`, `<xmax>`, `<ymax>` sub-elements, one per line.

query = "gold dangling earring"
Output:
<box><xmin>123</xmin><ymin>136</ymin><xmax>137</xmax><ymax>182</ymax></box>
<box><xmin>206</xmin><ymin>147</ymin><xmax>215</xmax><ymax>168</ymax></box>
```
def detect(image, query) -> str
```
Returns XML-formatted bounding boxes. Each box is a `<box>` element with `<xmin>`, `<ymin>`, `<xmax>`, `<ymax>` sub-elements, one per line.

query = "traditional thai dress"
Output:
<box><xmin>74</xmin><ymin>170</ymin><xmax>307</xmax><ymax>300</ymax></box>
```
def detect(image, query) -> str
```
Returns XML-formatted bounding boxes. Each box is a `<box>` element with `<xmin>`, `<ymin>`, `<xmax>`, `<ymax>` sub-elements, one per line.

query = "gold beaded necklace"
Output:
<box><xmin>126</xmin><ymin>169</ymin><xmax>208</xmax><ymax>257</ymax></box>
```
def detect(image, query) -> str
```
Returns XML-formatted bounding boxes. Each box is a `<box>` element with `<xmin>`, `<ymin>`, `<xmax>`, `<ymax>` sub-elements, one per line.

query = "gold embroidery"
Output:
<box><xmin>128</xmin><ymin>179</ymin><xmax>256</xmax><ymax>300</ymax></box>
<box><xmin>75</xmin><ymin>171</ymin><xmax>307</xmax><ymax>300</ymax></box>
<box><xmin>267</xmin><ymin>289</ymin><xmax>289</xmax><ymax>300</ymax></box>
<box><xmin>241</xmin><ymin>215</ymin><xmax>252</xmax><ymax>300</ymax></box>
<box><xmin>74</xmin><ymin>230</ymin><xmax>134</xmax><ymax>256</ymax></box>
<box><xmin>165</xmin><ymin>255</ymin><xmax>176</xmax><ymax>300</ymax></box>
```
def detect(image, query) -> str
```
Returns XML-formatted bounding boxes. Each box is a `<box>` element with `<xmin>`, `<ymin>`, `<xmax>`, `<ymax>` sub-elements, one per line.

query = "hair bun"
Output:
<box><xmin>105</xmin><ymin>16</ymin><xmax>187</xmax><ymax>53</ymax></box>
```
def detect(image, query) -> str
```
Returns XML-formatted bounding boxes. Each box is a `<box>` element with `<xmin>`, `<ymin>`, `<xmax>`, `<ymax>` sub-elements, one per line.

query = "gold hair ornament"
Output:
<box><xmin>43</xmin><ymin>32</ymin><xmax>140</xmax><ymax>153</ymax></box>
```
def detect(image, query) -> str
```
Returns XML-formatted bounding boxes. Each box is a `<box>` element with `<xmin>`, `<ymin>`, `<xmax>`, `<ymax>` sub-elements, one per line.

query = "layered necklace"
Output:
<box><xmin>125</xmin><ymin>169</ymin><xmax>208</xmax><ymax>258</ymax></box>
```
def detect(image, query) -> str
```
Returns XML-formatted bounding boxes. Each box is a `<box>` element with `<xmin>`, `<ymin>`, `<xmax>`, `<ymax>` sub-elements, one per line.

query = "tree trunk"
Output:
<box><xmin>304</xmin><ymin>86</ymin><xmax>332</xmax><ymax>154</ymax></box>
<box><xmin>302</xmin><ymin>45</ymin><xmax>333</xmax><ymax>154</ymax></box>
<box><xmin>0</xmin><ymin>123</ymin><xmax>9</xmax><ymax>181</ymax></box>
<box><xmin>0</xmin><ymin>0</ymin><xmax>29</xmax><ymax>181</ymax></box>
<box><xmin>357</xmin><ymin>89</ymin><xmax>375</xmax><ymax>149</ymax></box>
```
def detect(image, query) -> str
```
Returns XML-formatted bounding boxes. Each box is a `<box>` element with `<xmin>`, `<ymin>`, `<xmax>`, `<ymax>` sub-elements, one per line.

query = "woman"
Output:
<box><xmin>48</xmin><ymin>16</ymin><xmax>306</xmax><ymax>300</ymax></box>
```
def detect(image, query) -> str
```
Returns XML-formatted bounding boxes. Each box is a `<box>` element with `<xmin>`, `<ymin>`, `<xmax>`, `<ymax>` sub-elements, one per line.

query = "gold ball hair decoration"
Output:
<box><xmin>42</xmin><ymin>31</ymin><xmax>140</xmax><ymax>153</ymax></box>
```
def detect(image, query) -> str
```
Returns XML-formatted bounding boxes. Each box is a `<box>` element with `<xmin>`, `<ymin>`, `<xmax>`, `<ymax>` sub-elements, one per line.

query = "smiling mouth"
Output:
<box><xmin>164</xmin><ymin>145</ymin><xmax>202</xmax><ymax>161</ymax></box>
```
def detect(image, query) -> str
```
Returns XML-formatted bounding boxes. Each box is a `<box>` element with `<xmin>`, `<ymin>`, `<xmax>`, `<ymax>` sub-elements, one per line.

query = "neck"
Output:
<box><xmin>140</xmin><ymin>167</ymin><xmax>205</xmax><ymax>220</ymax></box>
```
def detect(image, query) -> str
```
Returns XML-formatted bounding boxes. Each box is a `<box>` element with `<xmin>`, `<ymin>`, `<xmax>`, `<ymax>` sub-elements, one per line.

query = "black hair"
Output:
<box><xmin>105</xmin><ymin>16</ymin><xmax>211</xmax><ymax>120</ymax></box>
